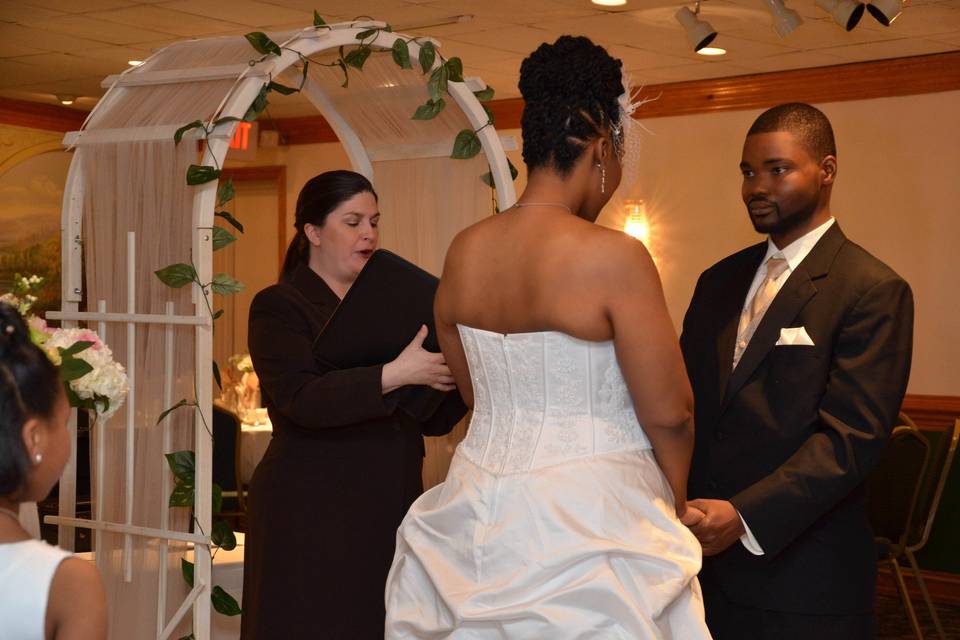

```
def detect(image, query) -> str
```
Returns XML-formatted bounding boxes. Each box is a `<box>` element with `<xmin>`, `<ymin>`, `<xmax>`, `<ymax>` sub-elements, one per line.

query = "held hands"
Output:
<box><xmin>382</xmin><ymin>325</ymin><xmax>457</xmax><ymax>394</ymax></box>
<box><xmin>680</xmin><ymin>498</ymin><xmax>745</xmax><ymax>556</ymax></box>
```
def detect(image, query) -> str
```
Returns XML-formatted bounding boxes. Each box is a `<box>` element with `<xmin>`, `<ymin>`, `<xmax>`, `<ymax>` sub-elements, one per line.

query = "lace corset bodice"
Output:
<box><xmin>457</xmin><ymin>325</ymin><xmax>650</xmax><ymax>474</ymax></box>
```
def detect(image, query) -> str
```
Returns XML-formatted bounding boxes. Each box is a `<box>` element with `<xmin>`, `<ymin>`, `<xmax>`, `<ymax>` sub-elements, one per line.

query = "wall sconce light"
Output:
<box><xmin>867</xmin><ymin>0</ymin><xmax>903</xmax><ymax>25</ymax></box>
<box><xmin>766</xmin><ymin>0</ymin><xmax>803</xmax><ymax>37</ymax></box>
<box><xmin>676</xmin><ymin>0</ymin><xmax>718</xmax><ymax>53</ymax></box>
<box><xmin>623</xmin><ymin>200</ymin><xmax>651</xmax><ymax>245</ymax></box>
<box><xmin>815</xmin><ymin>0</ymin><xmax>865</xmax><ymax>30</ymax></box>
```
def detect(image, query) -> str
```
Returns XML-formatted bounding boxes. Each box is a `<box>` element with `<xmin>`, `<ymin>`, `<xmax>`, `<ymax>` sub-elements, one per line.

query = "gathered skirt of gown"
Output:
<box><xmin>384</xmin><ymin>327</ymin><xmax>710</xmax><ymax>639</ymax></box>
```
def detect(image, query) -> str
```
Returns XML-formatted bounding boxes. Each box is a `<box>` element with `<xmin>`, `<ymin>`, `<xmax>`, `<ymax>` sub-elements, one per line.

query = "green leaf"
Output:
<box><xmin>186</xmin><ymin>165</ymin><xmax>221</xmax><ymax>186</ymax></box>
<box><xmin>169</xmin><ymin>481</ymin><xmax>194</xmax><ymax>508</ymax></box>
<box><xmin>445</xmin><ymin>57</ymin><xmax>464</xmax><ymax>83</ymax></box>
<box><xmin>165</xmin><ymin>450</ymin><xmax>195</xmax><ymax>484</ymax></box>
<box><xmin>391</xmin><ymin>39</ymin><xmax>412</xmax><ymax>69</ymax></box>
<box><xmin>178</xmin><ymin>634</ymin><xmax>195</xmax><ymax>640</ymax></box>
<box><xmin>212</xmin><ymin>519</ymin><xmax>237</xmax><ymax>551</ymax></box>
<box><xmin>155</xmin><ymin>263</ymin><xmax>198</xmax><ymax>289</ymax></box>
<box><xmin>59</xmin><ymin>356</ymin><xmax>93</xmax><ymax>383</ymax></box>
<box><xmin>313</xmin><ymin>11</ymin><xmax>327</xmax><ymax>28</ymax></box>
<box><xmin>212</xmin><ymin>226</ymin><xmax>236</xmax><ymax>251</ymax></box>
<box><xmin>244</xmin><ymin>32</ymin><xmax>281</xmax><ymax>57</ymax></box>
<box><xmin>212</xmin><ymin>116</ymin><xmax>241</xmax><ymax>128</ymax></box>
<box><xmin>480</xmin><ymin>158</ymin><xmax>520</xmax><ymax>188</ymax></box>
<box><xmin>267</xmin><ymin>81</ymin><xmax>298</xmax><ymax>96</ymax></box>
<box><xmin>343</xmin><ymin>46</ymin><xmax>371</xmax><ymax>70</ymax></box>
<box><xmin>212</xmin><ymin>361</ymin><xmax>222</xmax><ymax>391</ymax></box>
<box><xmin>338</xmin><ymin>60</ymin><xmax>349</xmax><ymax>88</ymax></box>
<box><xmin>59</xmin><ymin>340</ymin><xmax>94</xmax><ymax>359</ymax></box>
<box><xmin>212</xmin><ymin>483</ymin><xmax>223</xmax><ymax>516</ymax></box>
<box><xmin>181</xmin><ymin>558</ymin><xmax>194</xmax><ymax>588</ymax></box>
<box><xmin>216</xmin><ymin>179</ymin><xmax>235</xmax><ymax>208</ymax></box>
<box><xmin>93</xmin><ymin>394</ymin><xmax>110</xmax><ymax>415</ymax></box>
<box><xmin>355</xmin><ymin>28</ymin><xmax>377</xmax><ymax>41</ymax></box>
<box><xmin>174</xmin><ymin>120</ymin><xmax>205</xmax><ymax>145</ymax></box>
<box><xmin>243</xmin><ymin>86</ymin><xmax>269</xmax><ymax>123</ymax></box>
<box><xmin>212</xmin><ymin>309</ymin><xmax>224</xmax><ymax>321</ymax></box>
<box><xmin>157</xmin><ymin>399</ymin><xmax>193</xmax><ymax>425</ymax></box>
<box><xmin>427</xmin><ymin>65</ymin><xmax>448</xmax><ymax>102</ymax></box>
<box><xmin>211</xmin><ymin>586</ymin><xmax>241</xmax><ymax>616</ymax></box>
<box><xmin>412</xmin><ymin>98</ymin><xmax>445</xmax><ymax>121</ymax></box>
<box><xmin>418</xmin><ymin>41</ymin><xmax>436</xmax><ymax>74</ymax></box>
<box><xmin>451</xmin><ymin>129</ymin><xmax>482</xmax><ymax>159</ymax></box>
<box><xmin>483</xmin><ymin>104</ymin><xmax>494</xmax><ymax>124</ymax></box>
<box><xmin>473</xmin><ymin>87</ymin><xmax>495</xmax><ymax>102</ymax></box>
<box><xmin>210</xmin><ymin>273</ymin><xmax>245</xmax><ymax>296</ymax></box>
<box><xmin>215</xmin><ymin>211</ymin><xmax>243</xmax><ymax>233</ymax></box>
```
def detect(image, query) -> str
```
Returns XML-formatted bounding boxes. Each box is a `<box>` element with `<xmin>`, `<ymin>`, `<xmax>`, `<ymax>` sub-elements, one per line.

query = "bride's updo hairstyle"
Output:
<box><xmin>518</xmin><ymin>35</ymin><xmax>624</xmax><ymax>175</ymax></box>
<box><xmin>0</xmin><ymin>303</ymin><xmax>60</xmax><ymax>497</ymax></box>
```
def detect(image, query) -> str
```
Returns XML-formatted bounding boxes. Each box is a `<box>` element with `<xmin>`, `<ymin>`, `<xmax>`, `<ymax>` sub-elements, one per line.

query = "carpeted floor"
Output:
<box><xmin>877</xmin><ymin>593</ymin><xmax>960</xmax><ymax>639</ymax></box>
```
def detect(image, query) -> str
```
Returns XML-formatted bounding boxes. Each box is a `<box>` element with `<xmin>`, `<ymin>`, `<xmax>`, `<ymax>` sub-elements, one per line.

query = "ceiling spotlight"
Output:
<box><xmin>866</xmin><ymin>0</ymin><xmax>903</xmax><ymax>25</ymax></box>
<box><xmin>698</xmin><ymin>47</ymin><xmax>727</xmax><ymax>56</ymax></box>
<box><xmin>592</xmin><ymin>0</ymin><xmax>627</xmax><ymax>5</ymax></box>
<box><xmin>57</xmin><ymin>95</ymin><xmax>75</xmax><ymax>105</ymax></box>
<box><xmin>127</xmin><ymin>60</ymin><xmax>144</xmax><ymax>66</ymax></box>
<box><xmin>676</xmin><ymin>0</ymin><xmax>718</xmax><ymax>53</ymax></box>
<box><xmin>766</xmin><ymin>0</ymin><xmax>803</xmax><ymax>37</ymax></box>
<box><xmin>815</xmin><ymin>0</ymin><xmax>865</xmax><ymax>31</ymax></box>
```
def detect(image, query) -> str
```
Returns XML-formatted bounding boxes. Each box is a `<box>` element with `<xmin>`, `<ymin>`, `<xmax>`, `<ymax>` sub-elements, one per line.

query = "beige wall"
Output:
<box><xmin>232</xmin><ymin>89</ymin><xmax>959</xmax><ymax>396</ymax></box>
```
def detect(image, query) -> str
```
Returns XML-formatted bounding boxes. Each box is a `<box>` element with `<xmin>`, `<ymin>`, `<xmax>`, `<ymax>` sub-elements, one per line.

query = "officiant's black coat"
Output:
<box><xmin>680</xmin><ymin>223</ymin><xmax>913</xmax><ymax>636</ymax></box>
<box><xmin>240</xmin><ymin>263</ymin><xmax>467</xmax><ymax>640</ymax></box>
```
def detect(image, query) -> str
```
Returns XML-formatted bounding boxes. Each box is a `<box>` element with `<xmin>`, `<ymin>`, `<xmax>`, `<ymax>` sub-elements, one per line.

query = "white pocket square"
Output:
<box><xmin>776</xmin><ymin>326</ymin><xmax>815</xmax><ymax>346</ymax></box>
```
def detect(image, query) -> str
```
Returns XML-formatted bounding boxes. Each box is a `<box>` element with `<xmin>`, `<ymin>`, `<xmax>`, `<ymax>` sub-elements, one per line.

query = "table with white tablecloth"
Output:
<box><xmin>239</xmin><ymin>421</ymin><xmax>272</xmax><ymax>486</ymax></box>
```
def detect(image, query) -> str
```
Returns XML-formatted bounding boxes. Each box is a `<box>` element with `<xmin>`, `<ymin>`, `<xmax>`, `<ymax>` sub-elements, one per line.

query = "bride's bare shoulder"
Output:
<box><xmin>575</xmin><ymin>224</ymin><xmax>657</xmax><ymax>283</ymax></box>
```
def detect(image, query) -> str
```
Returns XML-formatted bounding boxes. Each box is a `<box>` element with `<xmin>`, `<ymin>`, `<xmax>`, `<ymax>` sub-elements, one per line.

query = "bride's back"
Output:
<box><xmin>438</xmin><ymin>206</ymin><xmax>626</xmax><ymax>343</ymax></box>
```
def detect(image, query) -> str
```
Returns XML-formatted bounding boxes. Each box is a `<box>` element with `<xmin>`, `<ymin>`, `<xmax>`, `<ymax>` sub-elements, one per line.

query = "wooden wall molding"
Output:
<box><xmin>0</xmin><ymin>97</ymin><xmax>87</xmax><ymax>132</ymax></box>
<box><xmin>256</xmin><ymin>51</ymin><xmax>960</xmax><ymax>145</ymax></box>
<box><xmin>902</xmin><ymin>394</ymin><xmax>960</xmax><ymax>432</ymax></box>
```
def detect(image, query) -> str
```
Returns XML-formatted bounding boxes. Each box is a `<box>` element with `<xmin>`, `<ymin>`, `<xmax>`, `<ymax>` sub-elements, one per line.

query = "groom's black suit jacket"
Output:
<box><xmin>680</xmin><ymin>223</ymin><xmax>913</xmax><ymax>615</ymax></box>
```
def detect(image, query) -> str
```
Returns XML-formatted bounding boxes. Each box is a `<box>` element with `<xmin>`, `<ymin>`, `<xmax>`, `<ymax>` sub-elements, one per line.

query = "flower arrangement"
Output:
<box><xmin>2</xmin><ymin>273</ymin><xmax>128</xmax><ymax>420</ymax></box>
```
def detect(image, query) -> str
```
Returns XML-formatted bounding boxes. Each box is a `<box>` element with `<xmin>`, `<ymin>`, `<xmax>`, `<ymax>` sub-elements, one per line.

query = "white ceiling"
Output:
<box><xmin>0</xmin><ymin>0</ymin><xmax>958</xmax><ymax>117</ymax></box>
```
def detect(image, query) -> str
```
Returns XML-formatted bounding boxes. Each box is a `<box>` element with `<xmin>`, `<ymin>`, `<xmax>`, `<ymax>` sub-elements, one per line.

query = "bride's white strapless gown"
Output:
<box><xmin>384</xmin><ymin>326</ymin><xmax>711</xmax><ymax>639</ymax></box>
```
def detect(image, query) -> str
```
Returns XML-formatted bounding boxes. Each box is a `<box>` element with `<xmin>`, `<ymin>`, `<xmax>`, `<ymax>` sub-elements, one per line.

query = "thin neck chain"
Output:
<box><xmin>0</xmin><ymin>506</ymin><xmax>20</xmax><ymax>523</ymax></box>
<box><xmin>512</xmin><ymin>201</ymin><xmax>573</xmax><ymax>214</ymax></box>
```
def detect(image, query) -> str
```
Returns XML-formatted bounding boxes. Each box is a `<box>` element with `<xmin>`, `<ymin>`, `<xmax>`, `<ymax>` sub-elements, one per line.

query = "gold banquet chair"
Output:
<box><xmin>901</xmin><ymin>418</ymin><xmax>959</xmax><ymax>640</ymax></box>
<box><xmin>868</xmin><ymin>424</ymin><xmax>930</xmax><ymax>639</ymax></box>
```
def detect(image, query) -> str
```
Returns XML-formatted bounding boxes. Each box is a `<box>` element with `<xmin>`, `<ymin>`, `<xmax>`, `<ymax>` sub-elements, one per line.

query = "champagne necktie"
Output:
<box><xmin>733</xmin><ymin>256</ymin><xmax>789</xmax><ymax>368</ymax></box>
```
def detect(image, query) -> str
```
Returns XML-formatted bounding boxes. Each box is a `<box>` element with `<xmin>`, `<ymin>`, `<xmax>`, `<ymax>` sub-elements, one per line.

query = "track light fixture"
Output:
<box><xmin>866</xmin><ymin>0</ymin><xmax>903</xmax><ymax>25</ymax></box>
<box><xmin>816</xmin><ymin>0</ymin><xmax>865</xmax><ymax>31</ymax></box>
<box><xmin>676</xmin><ymin>0</ymin><xmax>718</xmax><ymax>53</ymax></box>
<box><xmin>765</xmin><ymin>0</ymin><xmax>803</xmax><ymax>37</ymax></box>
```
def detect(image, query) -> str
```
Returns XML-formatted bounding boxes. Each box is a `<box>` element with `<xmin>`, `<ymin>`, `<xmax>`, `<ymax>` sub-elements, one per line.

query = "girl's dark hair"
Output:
<box><xmin>280</xmin><ymin>170</ymin><xmax>378</xmax><ymax>280</ymax></box>
<box><xmin>518</xmin><ymin>35</ymin><xmax>624</xmax><ymax>175</ymax></box>
<box><xmin>0</xmin><ymin>303</ymin><xmax>61</xmax><ymax>497</ymax></box>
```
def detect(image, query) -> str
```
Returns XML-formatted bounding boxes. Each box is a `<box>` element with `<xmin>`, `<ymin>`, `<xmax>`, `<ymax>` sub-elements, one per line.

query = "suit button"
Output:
<box><xmin>714</xmin><ymin>430</ymin><xmax>724</xmax><ymax>442</ymax></box>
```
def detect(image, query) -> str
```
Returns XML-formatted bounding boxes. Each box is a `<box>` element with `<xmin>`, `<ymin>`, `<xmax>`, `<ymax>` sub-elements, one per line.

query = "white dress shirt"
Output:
<box><xmin>735</xmin><ymin>217</ymin><xmax>835</xmax><ymax>555</ymax></box>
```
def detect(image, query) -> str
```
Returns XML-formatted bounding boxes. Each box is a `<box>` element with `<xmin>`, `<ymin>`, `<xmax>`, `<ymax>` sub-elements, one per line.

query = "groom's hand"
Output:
<box><xmin>686</xmin><ymin>498</ymin><xmax>745</xmax><ymax>556</ymax></box>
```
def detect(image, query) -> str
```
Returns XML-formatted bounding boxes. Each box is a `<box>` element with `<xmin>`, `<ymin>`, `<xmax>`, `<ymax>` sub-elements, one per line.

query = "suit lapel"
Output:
<box><xmin>720</xmin><ymin>222</ymin><xmax>847</xmax><ymax>412</ymax></box>
<box><xmin>716</xmin><ymin>244</ymin><xmax>766</xmax><ymax>402</ymax></box>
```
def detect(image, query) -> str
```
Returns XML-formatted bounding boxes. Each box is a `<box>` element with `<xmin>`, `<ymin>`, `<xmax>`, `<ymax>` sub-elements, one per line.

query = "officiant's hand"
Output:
<box><xmin>685</xmin><ymin>498</ymin><xmax>744</xmax><ymax>556</ymax></box>
<box><xmin>382</xmin><ymin>325</ymin><xmax>457</xmax><ymax>394</ymax></box>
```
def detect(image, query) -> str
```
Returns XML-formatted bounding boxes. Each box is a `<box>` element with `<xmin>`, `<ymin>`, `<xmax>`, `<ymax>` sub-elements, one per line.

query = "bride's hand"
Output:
<box><xmin>382</xmin><ymin>325</ymin><xmax>457</xmax><ymax>393</ymax></box>
<box><xmin>679</xmin><ymin>504</ymin><xmax>706</xmax><ymax>527</ymax></box>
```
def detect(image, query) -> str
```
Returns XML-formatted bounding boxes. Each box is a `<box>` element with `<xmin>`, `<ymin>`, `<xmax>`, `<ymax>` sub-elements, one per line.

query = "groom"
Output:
<box><xmin>679</xmin><ymin>103</ymin><xmax>913</xmax><ymax>639</ymax></box>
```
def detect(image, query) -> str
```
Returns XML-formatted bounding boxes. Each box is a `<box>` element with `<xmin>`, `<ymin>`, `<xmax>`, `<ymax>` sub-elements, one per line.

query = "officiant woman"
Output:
<box><xmin>240</xmin><ymin>170</ymin><xmax>467</xmax><ymax>639</ymax></box>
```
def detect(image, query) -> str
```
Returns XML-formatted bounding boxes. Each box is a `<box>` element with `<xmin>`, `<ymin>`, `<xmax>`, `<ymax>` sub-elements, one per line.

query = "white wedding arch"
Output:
<box><xmin>46</xmin><ymin>21</ymin><xmax>516</xmax><ymax>639</ymax></box>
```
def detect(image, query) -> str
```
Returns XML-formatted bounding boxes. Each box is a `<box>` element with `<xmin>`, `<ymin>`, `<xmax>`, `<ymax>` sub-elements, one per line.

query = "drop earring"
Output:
<box><xmin>34</xmin><ymin>452</ymin><xmax>42</xmax><ymax>464</ymax></box>
<box><xmin>601</xmin><ymin>164</ymin><xmax>606</xmax><ymax>195</ymax></box>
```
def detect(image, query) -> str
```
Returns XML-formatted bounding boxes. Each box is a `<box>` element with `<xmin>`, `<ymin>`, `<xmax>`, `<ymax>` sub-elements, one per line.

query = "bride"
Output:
<box><xmin>384</xmin><ymin>36</ymin><xmax>710</xmax><ymax>638</ymax></box>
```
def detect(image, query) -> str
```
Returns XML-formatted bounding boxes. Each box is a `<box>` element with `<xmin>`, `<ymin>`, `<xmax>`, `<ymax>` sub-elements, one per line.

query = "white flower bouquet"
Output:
<box><xmin>2</xmin><ymin>273</ymin><xmax>129</xmax><ymax>420</ymax></box>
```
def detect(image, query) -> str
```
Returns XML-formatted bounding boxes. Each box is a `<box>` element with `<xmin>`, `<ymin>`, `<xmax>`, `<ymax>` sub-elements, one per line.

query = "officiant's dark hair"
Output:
<box><xmin>0</xmin><ymin>303</ymin><xmax>61</xmax><ymax>497</ymax></box>
<box><xmin>519</xmin><ymin>36</ymin><xmax>623</xmax><ymax>175</ymax></box>
<box><xmin>748</xmin><ymin>103</ymin><xmax>837</xmax><ymax>161</ymax></box>
<box><xmin>282</xmin><ymin>170</ymin><xmax>378</xmax><ymax>279</ymax></box>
